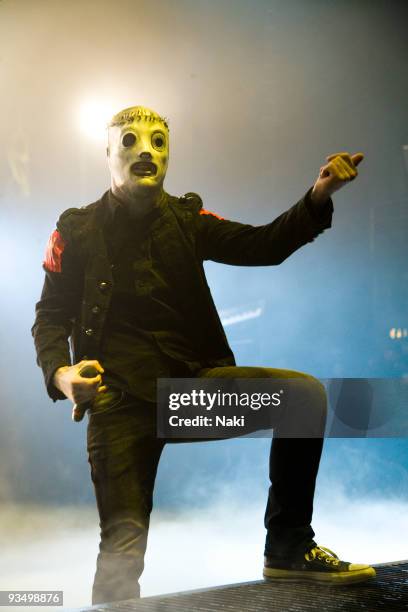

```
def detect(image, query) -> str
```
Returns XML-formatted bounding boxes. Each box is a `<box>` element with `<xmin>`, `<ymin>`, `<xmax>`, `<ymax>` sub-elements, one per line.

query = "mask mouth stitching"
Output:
<box><xmin>130</xmin><ymin>161</ymin><xmax>157</xmax><ymax>175</ymax></box>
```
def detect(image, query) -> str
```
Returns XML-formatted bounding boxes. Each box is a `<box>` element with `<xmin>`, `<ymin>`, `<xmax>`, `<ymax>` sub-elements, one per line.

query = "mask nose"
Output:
<box><xmin>139</xmin><ymin>151</ymin><xmax>152</xmax><ymax>160</ymax></box>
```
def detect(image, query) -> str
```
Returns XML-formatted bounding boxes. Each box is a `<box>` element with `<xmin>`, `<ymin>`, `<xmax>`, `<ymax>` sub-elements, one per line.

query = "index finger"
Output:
<box><xmin>350</xmin><ymin>153</ymin><xmax>364</xmax><ymax>166</ymax></box>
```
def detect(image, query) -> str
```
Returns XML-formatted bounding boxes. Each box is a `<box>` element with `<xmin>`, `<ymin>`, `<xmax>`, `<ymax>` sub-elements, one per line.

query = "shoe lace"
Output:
<box><xmin>305</xmin><ymin>545</ymin><xmax>341</xmax><ymax>566</ymax></box>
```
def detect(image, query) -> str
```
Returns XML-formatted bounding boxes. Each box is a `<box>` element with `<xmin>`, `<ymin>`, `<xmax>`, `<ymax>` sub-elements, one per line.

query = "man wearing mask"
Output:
<box><xmin>32</xmin><ymin>105</ymin><xmax>375</xmax><ymax>604</ymax></box>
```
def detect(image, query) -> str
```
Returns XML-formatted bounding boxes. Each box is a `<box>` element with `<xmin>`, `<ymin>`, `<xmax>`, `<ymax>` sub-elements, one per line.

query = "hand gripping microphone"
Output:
<box><xmin>72</xmin><ymin>365</ymin><xmax>100</xmax><ymax>423</ymax></box>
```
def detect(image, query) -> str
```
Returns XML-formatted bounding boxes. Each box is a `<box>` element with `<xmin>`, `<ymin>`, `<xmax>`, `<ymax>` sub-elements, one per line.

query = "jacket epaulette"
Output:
<box><xmin>56</xmin><ymin>201</ymin><xmax>99</xmax><ymax>240</ymax></box>
<box><xmin>59</xmin><ymin>206</ymin><xmax>90</xmax><ymax>219</ymax></box>
<box><xmin>57</xmin><ymin>207</ymin><xmax>86</xmax><ymax>230</ymax></box>
<box><xmin>178</xmin><ymin>192</ymin><xmax>203</xmax><ymax>211</ymax></box>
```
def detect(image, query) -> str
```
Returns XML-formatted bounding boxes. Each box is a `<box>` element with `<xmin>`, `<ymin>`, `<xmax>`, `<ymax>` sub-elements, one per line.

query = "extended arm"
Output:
<box><xmin>195</xmin><ymin>151</ymin><xmax>363</xmax><ymax>265</ymax></box>
<box><xmin>195</xmin><ymin>188</ymin><xmax>333</xmax><ymax>265</ymax></box>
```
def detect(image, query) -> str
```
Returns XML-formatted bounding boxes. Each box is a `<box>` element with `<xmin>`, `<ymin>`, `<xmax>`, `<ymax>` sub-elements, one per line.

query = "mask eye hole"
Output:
<box><xmin>152</xmin><ymin>132</ymin><xmax>166</xmax><ymax>151</ymax></box>
<box><xmin>122</xmin><ymin>132</ymin><xmax>136</xmax><ymax>147</ymax></box>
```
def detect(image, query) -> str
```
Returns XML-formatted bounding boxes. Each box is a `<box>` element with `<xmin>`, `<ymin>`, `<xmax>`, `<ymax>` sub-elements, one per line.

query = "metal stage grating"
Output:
<box><xmin>68</xmin><ymin>560</ymin><xmax>408</xmax><ymax>612</ymax></box>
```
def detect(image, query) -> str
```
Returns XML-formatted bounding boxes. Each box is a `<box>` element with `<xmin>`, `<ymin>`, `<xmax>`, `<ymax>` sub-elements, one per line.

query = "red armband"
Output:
<box><xmin>43</xmin><ymin>230</ymin><xmax>66</xmax><ymax>273</ymax></box>
<box><xmin>199</xmin><ymin>209</ymin><xmax>225</xmax><ymax>220</ymax></box>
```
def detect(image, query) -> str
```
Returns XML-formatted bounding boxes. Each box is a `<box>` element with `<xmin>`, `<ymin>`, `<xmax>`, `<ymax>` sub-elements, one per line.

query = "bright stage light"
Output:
<box><xmin>78</xmin><ymin>99</ymin><xmax>118</xmax><ymax>142</ymax></box>
<box><xmin>389</xmin><ymin>327</ymin><xmax>407</xmax><ymax>340</ymax></box>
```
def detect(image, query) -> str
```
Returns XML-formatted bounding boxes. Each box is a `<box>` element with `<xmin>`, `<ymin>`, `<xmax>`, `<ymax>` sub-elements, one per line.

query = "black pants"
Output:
<box><xmin>87</xmin><ymin>365</ymin><xmax>327</xmax><ymax>604</ymax></box>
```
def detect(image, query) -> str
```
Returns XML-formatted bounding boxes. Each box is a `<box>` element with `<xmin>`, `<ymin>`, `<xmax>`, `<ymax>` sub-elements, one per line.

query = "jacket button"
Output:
<box><xmin>91</xmin><ymin>305</ymin><xmax>101</xmax><ymax>314</ymax></box>
<box><xmin>98</xmin><ymin>281</ymin><xmax>108</xmax><ymax>292</ymax></box>
<box><xmin>85</xmin><ymin>328</ymin><xmax>94</xmax><ymax>336</ymax></box>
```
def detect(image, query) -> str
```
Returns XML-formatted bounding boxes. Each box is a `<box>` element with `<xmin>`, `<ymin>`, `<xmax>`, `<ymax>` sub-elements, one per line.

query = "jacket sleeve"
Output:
<box><xmin>195</xmin><ymin>187</ymin><xmax>333</xmax><ymax>265</ymax></box>
<box><xmin>31</xmin><ymin>218</ymin><xmax>84</xmax><ymax>401</ymax></box>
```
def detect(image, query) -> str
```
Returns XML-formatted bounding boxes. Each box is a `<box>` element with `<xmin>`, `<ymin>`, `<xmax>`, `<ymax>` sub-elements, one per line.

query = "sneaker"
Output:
<box><xmin>263</xmin><ymin>544</ymin><xmax>376</xmax><ymax>584</ymax></box>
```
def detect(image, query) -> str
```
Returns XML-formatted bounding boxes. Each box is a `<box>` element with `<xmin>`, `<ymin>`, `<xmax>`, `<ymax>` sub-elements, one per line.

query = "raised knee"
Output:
<box><xmin>306</xmin><ymin>374</ymin><xmax>326</xmax><ymax>398</ymax></box>
<box><xmin>293</xmin><ymin>374</ymin><xmax>327</xmax><ymax>415</ymax></box>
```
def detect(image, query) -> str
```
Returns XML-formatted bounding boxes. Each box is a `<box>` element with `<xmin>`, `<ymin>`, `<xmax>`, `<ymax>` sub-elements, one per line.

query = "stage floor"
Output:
<box><xmin>67</xmin><ymin>560</ymin><xmax>408</xmax><ymax>612</ymax></box>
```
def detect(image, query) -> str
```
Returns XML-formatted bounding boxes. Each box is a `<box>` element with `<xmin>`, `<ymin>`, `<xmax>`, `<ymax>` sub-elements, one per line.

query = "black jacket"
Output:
<box><xmin>31</xmin><ymin>188</ymin><xmax>333</xmax><ymax>401</ymax></box>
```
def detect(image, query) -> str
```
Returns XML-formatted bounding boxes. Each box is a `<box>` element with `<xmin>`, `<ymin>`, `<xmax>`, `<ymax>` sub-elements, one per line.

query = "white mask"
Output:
<box><xmin>107</xmin><ymin>106</ymin><xmax>169</xmax><ymax>203</ymax></box>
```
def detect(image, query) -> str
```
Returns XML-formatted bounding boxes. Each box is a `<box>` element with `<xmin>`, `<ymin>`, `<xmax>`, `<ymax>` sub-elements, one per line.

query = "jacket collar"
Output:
<box><xmin>87</xmin><ymin>189</ymin><xmax>180</xmax><ymax>243</ymax></box>
<box><xmin>105</xmin><ymin>188</ymin><xmax>168</xmax><ymax>224</ymax></box>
